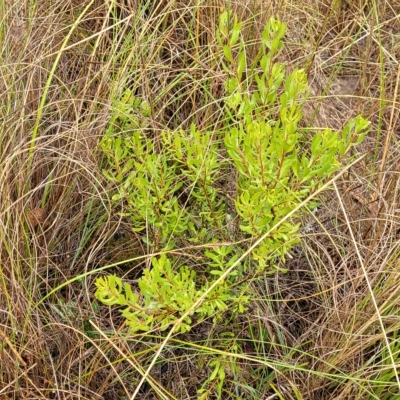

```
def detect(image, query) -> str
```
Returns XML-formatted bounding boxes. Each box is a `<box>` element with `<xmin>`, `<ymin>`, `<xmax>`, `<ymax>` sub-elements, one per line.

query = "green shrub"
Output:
<box><xmin>95</xmin><ymin>11</ymin><xmax>369</xmax><ymax>333</ymax></box>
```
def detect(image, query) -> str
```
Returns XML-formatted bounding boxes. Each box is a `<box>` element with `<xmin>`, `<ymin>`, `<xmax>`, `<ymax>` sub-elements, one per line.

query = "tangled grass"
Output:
<box><xmin>1</xmin><ymin>0</ymin><xmax>400</xmax><ymax>399</ymax></box>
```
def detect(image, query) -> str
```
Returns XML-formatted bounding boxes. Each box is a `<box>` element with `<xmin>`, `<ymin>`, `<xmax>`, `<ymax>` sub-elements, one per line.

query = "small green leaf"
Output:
<box><xmin>230</xmin><ymin>26</ymin><xmax>241</xmax><ymax>46</ymax></box>
<box><xmin>223</xmin><ymin>45</ymin><xmax>233</xmax><ymax>63</ymax></box>
<box><xmin>237</xmin><ymin>50</ymin><xmax>246</xmax><ymax>78</ymax></box>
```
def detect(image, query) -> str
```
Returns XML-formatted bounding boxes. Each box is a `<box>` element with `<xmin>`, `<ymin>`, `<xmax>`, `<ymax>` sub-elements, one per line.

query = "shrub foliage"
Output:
<box><xmin>95</xmin><ymin>11</ymin><xmax>369</xmax><ymax>333</ymax></box>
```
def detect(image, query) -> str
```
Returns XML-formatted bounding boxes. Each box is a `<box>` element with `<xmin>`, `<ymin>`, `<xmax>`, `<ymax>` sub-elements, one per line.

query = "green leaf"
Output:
<box><xmin>230</xmin><ymin>26</ymin><xmax>241</xmax><ymax>46</ymax></box>
<box><xmin>223</xmin><ymin>45</ymin><xmax>233</xmax><ymax>63</ymax></box>
<box><xmin>237</xmin><ymin>49</ymin><xmax>246</xmax><ymax>78</ymax></box>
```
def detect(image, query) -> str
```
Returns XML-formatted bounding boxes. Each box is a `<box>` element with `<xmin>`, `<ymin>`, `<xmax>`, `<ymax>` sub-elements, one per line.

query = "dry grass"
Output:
<box><xmin>1</xmin><ymin>0</ymin><xmax>400</xmax><ymax>398</ymax></box>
